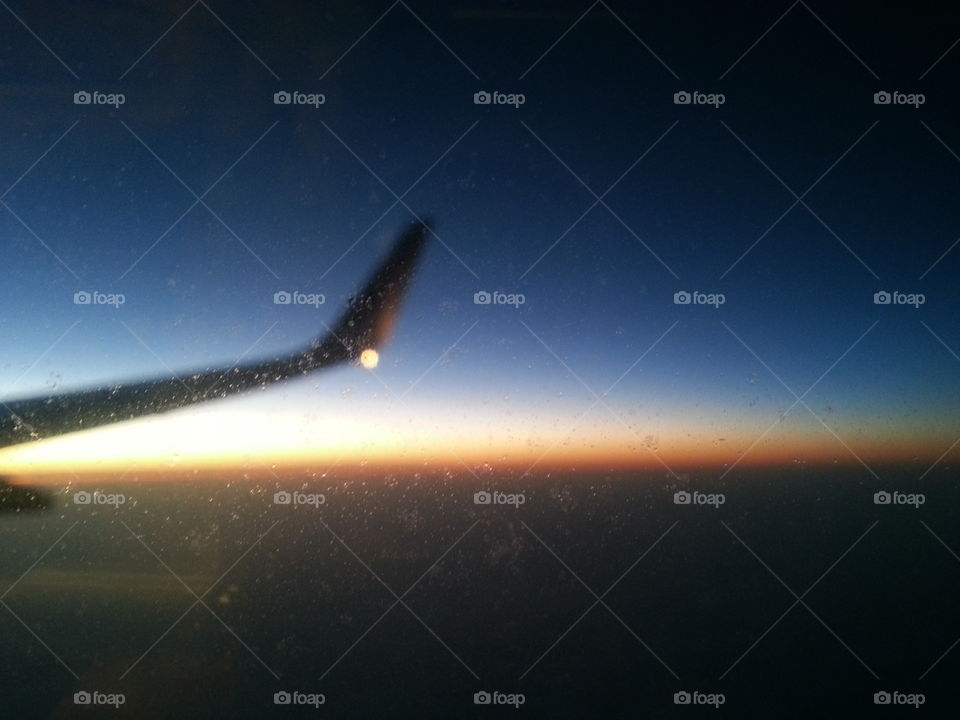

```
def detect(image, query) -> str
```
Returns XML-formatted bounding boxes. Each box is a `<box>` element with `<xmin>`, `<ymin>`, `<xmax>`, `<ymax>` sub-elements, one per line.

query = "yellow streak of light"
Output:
<box><xmin>0</xmin><ymin>401</ymin><xmax>952</xmax><ymax>479</ymax></box>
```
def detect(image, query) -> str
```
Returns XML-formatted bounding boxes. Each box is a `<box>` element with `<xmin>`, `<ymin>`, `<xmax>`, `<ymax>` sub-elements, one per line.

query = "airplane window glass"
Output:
<box><xmin>0</xmin><ymin>3</ymin><xmax>958</xmax><ymax>718</ymax></box>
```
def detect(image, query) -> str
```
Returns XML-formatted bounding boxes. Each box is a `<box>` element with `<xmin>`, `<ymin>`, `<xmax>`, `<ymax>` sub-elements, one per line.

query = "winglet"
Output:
<box><xmin>305</xmin><ymin>218</ymin><xmax>431</xmax><ymax>368</ymax></box>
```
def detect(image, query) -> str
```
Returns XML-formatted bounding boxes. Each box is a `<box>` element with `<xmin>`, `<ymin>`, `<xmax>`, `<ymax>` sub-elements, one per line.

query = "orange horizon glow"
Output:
<box><xmin>0</xmin><ymin>403</ymin><xmax>954</xmax><ymax>484</ymax></box>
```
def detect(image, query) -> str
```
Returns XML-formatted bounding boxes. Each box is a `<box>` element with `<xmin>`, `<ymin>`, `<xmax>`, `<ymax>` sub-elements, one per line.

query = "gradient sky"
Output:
<box><xmin>0</xmin><ymin>1</ymin><xmax>958</xmax><ymax>476</ymax></box>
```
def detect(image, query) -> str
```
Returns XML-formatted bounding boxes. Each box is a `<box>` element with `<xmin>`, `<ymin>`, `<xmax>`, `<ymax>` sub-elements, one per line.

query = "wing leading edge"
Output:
<box><xmin>0</xmin><ymin>219</ymin><xmax>431</xmax><ymax>450</ymax></box>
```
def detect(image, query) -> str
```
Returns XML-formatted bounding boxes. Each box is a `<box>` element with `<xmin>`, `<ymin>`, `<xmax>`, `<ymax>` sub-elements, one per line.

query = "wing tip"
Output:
<box><xmin>307</xmin><ymin>217</ymin><xmax>432</xmax><ymax>366</ymax></box>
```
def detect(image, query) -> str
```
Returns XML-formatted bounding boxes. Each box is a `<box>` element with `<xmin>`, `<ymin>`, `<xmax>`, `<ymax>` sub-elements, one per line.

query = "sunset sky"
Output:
<box><xmin>1</xmin><ymin>2</ymin><xmax>958</xmax><ymax>480</ymax></box>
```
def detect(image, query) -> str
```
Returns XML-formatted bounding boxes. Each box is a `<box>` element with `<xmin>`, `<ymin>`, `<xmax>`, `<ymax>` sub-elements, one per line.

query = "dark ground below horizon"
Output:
<box><xmin>0</xmin><ymin>466</ymin><xmax>958</xmax><ymax>718</ymax></box>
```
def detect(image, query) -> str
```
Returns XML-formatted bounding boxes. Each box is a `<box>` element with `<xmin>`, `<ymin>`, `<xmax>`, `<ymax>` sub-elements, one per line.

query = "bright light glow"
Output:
<box><xmin>0</xmin><ymin>389</ymin><xmax>953</xmax><ymax>481</ymax></box>
<box><xmin>360</xmin><ymin>348</ymin><xmax>379</xmax><ymax>369</ymax></box>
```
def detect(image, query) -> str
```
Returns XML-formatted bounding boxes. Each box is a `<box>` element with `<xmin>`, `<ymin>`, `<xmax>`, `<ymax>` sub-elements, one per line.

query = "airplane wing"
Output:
<box><xmin>0</xmin><ymin>218</ymin><xmax>431</xmax><ymax>451</ymax></box>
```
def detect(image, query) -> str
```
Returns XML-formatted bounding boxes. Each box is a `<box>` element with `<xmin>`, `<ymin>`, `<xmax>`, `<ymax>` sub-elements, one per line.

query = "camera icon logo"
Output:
<box><xmin>873</xmin><ymin>91</ymin><xmax>891</xmax><ymax>105</ymax></box>
<box><xmin>673</xmin><ymin>491</ymin><xmax>691</xmax><ymax>505</ymax></box>
<box><xmin>673</xmin><ymin>290</ymin><xmax>691</xmax><ymax>305</ymax></box>
<box><xmin>274</xmin><ymin>91</ymin><xmax>291</xmax><ymax>105</ymax></box>
<box><xmin>873</xmin><ymin>691</ymin><xmax>891</xmax><ymax>705</ymax></box>
<box><xmin>474</xmin><ymin>691</ymin><xmax>492</xmax><ymax>705</ymax></box>
<box><xmin>673</xmin><ymin>91</ymin><xmax>691</xmax><ymax>105</ymax></box>
<box><xmin>873</xmin><ymin>290</ymin><xmax>891</xmax><ymax>305</ymax></box>
<box><xmin>274</xmin><ymin>291</ymin><xmax>292</xmax><ymax>305</ymax></box>
<box><xmin>74</xmin><ymin>290</ymin><xmax>92</xmax><ymax>305</ymax></box>
<box><xmin>473</xmin><ymin>91</ymin><xmax>491</xmax><ymax>105</ymax></box>
<box><xmin>274</xmin><ymin>491</ymin><xmax>292</xmax><ymax>505</ymax></box>
<box><xmin>74</xmin><ymin>491</ymin><xmax>92</xmax><ymax>505</ymax></box>
<box><xmin>474</xmin><ymin>491</ymin><xmax>492</xmax><ymax>505</ymax></box>
<box><xmin>74</xmin><ymin>691</ymin><xmax>92</xmax><ymax>704</ymax></box>
<box><xmin>474</xmin><ymin>290</ymin><xmax>492</xmax><ymax>305</ymax></box>
<box><xmin>274</xmin><ymin>691</ymin><xmax>292</xmax><ymax>704</ymax></box>
<box><xmin>873</xmin><ymin>491</ymin><xmax>891</xmax><ymax>505</ymax></box>
<box><xmin>73</xmin><ymin>91</ymin><xmax>91</xmax><ymax>105</ymax></box>
<box><xmin>674</xmin><ymin>691</ymin><xmax>692</xmax><ymax>704</ymax></box>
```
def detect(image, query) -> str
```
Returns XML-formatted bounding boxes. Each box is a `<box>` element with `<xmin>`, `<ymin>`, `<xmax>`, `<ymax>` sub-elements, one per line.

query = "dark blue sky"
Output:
<box><xmin>0</xmin><ymin>1</ymin><xmax>958</xmax><ymax>468</ymax></box>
